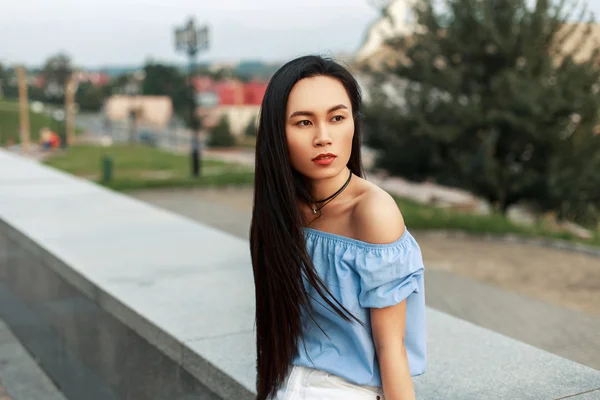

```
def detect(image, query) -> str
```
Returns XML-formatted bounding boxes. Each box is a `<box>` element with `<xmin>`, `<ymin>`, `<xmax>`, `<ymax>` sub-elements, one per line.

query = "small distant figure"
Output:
<box><xmin>40</xmin><ymin>128</ymin><xmax>52</xmax><ymax>150</ymax></box>
<box><xmin>40</xmin><ymin>128</ymin><xmax>61</xmax><ymax>151</ymax></box>
<box><xmin>49</xmin><ymin>131</ymin><xmax>61</xmax><ymax>149</ymax></box>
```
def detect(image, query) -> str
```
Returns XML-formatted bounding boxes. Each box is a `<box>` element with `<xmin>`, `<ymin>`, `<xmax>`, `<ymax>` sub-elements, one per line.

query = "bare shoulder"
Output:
<box><xmin>351</xmin><ymin>180</ymin><xmax>405</xmax><ymax>244</ymax></box>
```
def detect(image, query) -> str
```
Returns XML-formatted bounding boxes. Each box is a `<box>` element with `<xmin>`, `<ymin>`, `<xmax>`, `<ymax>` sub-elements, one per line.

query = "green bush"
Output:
<box><xmin>208</xmin><ymin>116</ymin><xmax>235</xmax><ymax>147</ymax></box>
<box><xmin>244</xmin><ymin>118</ymin><xmax>257</xmax><ymax>137</ymax></box>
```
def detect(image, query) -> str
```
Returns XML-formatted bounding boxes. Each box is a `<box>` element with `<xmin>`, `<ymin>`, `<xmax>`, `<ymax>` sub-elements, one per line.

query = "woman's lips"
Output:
<box><xmin>312</xmin><ymin>154</ymin><xmax>336</xmax><ymax>165</ymax></box>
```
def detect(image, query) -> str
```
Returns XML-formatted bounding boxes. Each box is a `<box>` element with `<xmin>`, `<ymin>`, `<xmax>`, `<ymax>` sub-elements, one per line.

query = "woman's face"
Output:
<box><xmin>285</xmin><ymin>76</ymin><xmax>354</xmax><ymax>180</ymax></box>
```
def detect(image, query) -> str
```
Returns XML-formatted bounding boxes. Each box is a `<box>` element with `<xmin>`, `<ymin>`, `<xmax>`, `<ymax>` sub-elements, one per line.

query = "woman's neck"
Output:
<box><xmin>308</xmin><ymin>167</ymin><xmax>352</xmax><ymax>203</ymax></box>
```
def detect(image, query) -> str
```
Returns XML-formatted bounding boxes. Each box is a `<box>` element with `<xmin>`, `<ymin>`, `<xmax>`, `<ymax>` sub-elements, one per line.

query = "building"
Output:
<box><xmin>554</xmin><ymin>23</ymin><xmax>600</xmax><ymax>65</ymax></box>
<box><xmin>355</xmin><ymin>0</ymin><xmax>417</xmax><ymax>68</ymax></box>
<box><xmin>104</xmin><ymin>95</ymin><xmax>173</xmax><ymax>129</ymax></box>
<box><xmin>193</xmin><ymin>77</ymin><xmax>268</xmax><ymax>136</ymax></box>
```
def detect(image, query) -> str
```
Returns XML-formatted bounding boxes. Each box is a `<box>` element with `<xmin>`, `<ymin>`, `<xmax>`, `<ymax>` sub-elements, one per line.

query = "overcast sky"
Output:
<box><xmin>0</xmin><ymin>0</ymin><xmax>381</xmax><ymax>68</ymax></box>
<box><xmin>2</xmin><ymin>0</ymin><xmax>600</xmax><ymax>68</ymax></box>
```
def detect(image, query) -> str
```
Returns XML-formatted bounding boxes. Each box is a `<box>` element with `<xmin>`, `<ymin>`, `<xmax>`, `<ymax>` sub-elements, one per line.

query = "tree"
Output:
<box><xmin>0</xmin><ymin>66</ymin><xmax>19</xmax><ymax>100</ymax></box>
<box><xmin>41</xmin><ymin>53</ymin><xmax>73</xmax><ymax>102</ymax></box>
<box><xmin>244</xmin><ymin>117</ymin><xmax>257</xmax><ymax>137</ymax></box>
<box><xmin>365</xmin><ymin>0</ymin><xmax>600</xmax><ymax>222</ymax></box>
<box><xmin>108</xmin><ymin>73</ymin><xmax>134</xmax><ymax>94</ymax></box>
<box><xmin>76</xmin><ymin>83</ymin><xmax>105</xmax><ymax>112</ymax></box>
<box><xmin>141</xmin><ymin>62</ymin><xmax>189</xmax><ymax>121</ymax></box>
<box><xmin>0</xmin><ymin>63</ymin><xmax>6</xmax><ymax>98</ymax></box>
<box><xmin>208</xmin><ymin>116</ymin><xmax>235</xmax><ymax>147</ymax></box>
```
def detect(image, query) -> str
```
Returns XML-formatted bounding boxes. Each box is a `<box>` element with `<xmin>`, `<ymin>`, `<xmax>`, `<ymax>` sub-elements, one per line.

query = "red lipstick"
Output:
<box><xmin>312</xmin><ymin>153</ymin><xmax>337</xmax><ymax>166</ymax></box>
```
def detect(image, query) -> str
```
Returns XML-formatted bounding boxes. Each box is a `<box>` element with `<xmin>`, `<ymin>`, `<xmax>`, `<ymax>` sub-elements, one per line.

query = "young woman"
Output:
<box><xmin>250</xmin><ymin>55</ymin><xmax>426</xmax><ymax>400</ymax></box>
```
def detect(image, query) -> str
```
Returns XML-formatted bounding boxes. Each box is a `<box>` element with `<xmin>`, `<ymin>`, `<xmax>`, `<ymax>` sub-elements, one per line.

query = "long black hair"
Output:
<box><xmin>250</xmin><ymin>55</ymin><xmax>365</xmax><ymax>399</ymax></box>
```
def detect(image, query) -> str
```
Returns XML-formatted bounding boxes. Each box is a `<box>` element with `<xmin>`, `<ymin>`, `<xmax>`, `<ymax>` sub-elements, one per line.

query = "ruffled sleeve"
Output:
<box><xmin>355</xmin><ymin>230</ymin><xmax>424</xmax><ymax>309</ymax></box>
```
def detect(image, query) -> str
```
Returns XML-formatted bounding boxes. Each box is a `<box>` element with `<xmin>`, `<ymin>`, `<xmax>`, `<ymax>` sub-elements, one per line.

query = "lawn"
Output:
<box><xmin>43</xmin><ymin>144</ymin><xmax>600</xmax><ymax>247</ymax></box>
<box><xmin>44</xmin><ymin>144</ymin><xmax>254</xmax><ymax>191</ymax></box>
<box><xmin>396</xmin><ymin>196</ymin><xmax>600</xmax><ymax>247</ymax></box>
<box><xmin>0</xmin><ymin>100</ymin><xmax>58</xmax><ymax>145</ymax></box>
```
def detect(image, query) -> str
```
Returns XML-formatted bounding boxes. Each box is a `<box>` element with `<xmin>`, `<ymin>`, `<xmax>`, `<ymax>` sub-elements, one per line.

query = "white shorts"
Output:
<box><xmin>274</xmin><ymin>365</ymin><xmax>385</xmax><ymax>400</ymax></box>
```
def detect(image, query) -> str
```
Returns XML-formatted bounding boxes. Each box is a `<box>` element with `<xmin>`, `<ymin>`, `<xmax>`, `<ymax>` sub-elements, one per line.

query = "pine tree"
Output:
<box><xmin>365</xmin><ymin>0</ymin><xmax>600</xmax><ymax>221</ymax></box>
<box><xmin>244</xmin><ymin>118</ymin><xmax>257</xmax><ymax>137</ymax></box>
<box><xmin>208</xmin><ymin>116</ymin><xmax>235</xmax><ymax>147</ymax></box>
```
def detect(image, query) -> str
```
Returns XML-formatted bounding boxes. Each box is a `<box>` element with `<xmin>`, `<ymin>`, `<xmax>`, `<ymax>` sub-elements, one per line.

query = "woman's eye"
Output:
<box><xmin>331</xmin><ymin>115</ymin><xmax>345</xmax><ymax>122</ymax></box>
<box><xmin>297</xmin><ymin>120</ymin><xmax>312</xmax><ymax>126</ymax></box>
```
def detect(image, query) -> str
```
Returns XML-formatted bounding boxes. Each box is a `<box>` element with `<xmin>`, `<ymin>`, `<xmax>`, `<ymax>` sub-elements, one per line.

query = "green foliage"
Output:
<box><xmin>365</xmin><ymin>0</ymin><xmax>600</xmax><ymax>224</ymax></box>
<box><xmin>1</xmin><ymin>70</ymin><xmax>18</xmax><ymax>100</ymax></box>
<box><xmin>244</xmin><ymin>118</ymin><xmax>257</xmax><ymax>137</ymax></box>
<box><xmin>208</xmin><ymin>116</ymin><xmax>235</xmax><ymax>147</ymax></box>
<box><xmin>28</xmin><ymin>85</ymin><xmax>47</xmax><ymax>103</ymax></box>
<box><xmin>76</xmin><ymin>83</ymin><xmax>106</xmax><ymax>112</ymax></box>
<box><xmin>142</xmin><ymin>62</ymin><xmax>189</xmax><ymax>121</ymax></box>
<box><xmin>41</xmin><ymin>53</ymin><xmax>73</xmax><ymax>101</ymax></box>
<box><xmin>107</xmin><ymin>73</ymin><xmax>134</xmax><ymax>94</ymax></box>
<box><xmin>395</xmin><ymin>195</ymin><xmax>600</xmax><ymax>247</ymax></box>
<box><xmin>0</xmin><ymin>64</ymin><xmax>7</xmax><ymax>98</ymax></box>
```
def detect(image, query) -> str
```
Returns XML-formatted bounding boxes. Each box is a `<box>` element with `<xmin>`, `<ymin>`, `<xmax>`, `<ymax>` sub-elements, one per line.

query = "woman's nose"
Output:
<box><xmin>314</xmin><ymin>126</ymin><xmax>332</xmax><ymax>147</ymax></box>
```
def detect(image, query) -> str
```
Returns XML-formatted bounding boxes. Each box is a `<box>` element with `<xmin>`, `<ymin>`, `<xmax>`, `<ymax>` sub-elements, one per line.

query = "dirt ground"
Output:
<box><xmin>416</xmin><ymin>232</ymin><xmax>600</xmax><ymax>317</ymax></box>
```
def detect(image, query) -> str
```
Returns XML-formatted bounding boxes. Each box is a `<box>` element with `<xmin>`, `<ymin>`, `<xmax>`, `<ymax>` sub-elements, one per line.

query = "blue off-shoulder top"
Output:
<box><xmin>292</xmin><ymin>227</ymin><xmax>426</xmax><ymax>387</ymax></box>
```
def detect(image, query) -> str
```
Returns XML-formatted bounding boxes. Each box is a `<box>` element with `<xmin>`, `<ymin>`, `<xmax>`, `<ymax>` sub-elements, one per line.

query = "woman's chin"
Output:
<box><xmin>299</xmin><ymin>166</ymin><xmax>347</xmax><ymax>181</ymax></box>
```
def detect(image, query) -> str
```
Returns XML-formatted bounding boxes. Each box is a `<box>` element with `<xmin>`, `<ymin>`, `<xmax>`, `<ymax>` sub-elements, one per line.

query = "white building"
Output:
<box><xmin>355</xmin><ymin>0</ymin><xmax>417</xmax><ymax>63</ymax></box>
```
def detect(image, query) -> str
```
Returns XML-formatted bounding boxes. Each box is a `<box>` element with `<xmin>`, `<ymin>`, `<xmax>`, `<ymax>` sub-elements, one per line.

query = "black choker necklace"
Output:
<box><xmin>311</xmin><ymin>170</ymin><xmax>353</xmax><ymax>215</ymax></box>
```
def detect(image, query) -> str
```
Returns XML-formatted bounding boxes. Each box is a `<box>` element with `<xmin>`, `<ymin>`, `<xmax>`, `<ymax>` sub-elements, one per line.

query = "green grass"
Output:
<box><xmin>0</xmin><ymin>100</ymin><xmax>58</xmax><ymax>145</ymax></box>
<box><xmin>44</xmin><ymin>144</ymin><xmax>254</xmax><ymax>191</ymax></box>
<box><xmin>396</xmin><ymin>196</ymin><xmax>600</xmax><ymax>247</ymax></box>
<box><xmin>43</xmin><ymin>143</ymin><xmax>600</xmax><ymax>247</ymax></box>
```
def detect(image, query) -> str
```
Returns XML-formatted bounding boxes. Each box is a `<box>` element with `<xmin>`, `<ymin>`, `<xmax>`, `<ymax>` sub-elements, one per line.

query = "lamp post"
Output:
<box><xmin>124</xmin><ymin>80</ymin><xmax>139</xmax><ymax>144</ymax></box>
<box><xmin>175</xmin><ymin>17</ymin><xmax>209</xmax><ymax>177</ymax></box>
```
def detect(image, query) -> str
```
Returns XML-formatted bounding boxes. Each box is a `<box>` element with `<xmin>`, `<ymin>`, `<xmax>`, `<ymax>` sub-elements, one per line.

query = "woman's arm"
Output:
<box><xmin>352</xmin><ymin>187</ymin><xmax>416</xmax><ymax>400</ymax></box>
<box><xmin>371</xmin><ymin>301</ymin><xmax>415</xmax><ymax>400</ymax></box>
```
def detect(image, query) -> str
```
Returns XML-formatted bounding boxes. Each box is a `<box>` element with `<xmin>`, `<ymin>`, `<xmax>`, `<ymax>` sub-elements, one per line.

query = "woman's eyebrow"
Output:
<box><xmin>288</xmin><ymin>104</ymin><xmax>349</xmax><ymax>119</ymax></box>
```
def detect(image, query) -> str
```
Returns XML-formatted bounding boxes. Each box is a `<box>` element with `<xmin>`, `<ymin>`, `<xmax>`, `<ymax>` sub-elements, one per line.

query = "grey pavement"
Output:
<box><xmin>129</xmin><ymin>186</ymin><xmax>600</xmax><ymax>372</ymax></box>
<box><xmin>424</xmin><ymin>269</ymin><xmax>600</xmax><ymax>370</ymax></box>
<box><xmin>2</xmin><ymin>148</ymin><xmax>600</xmax><ymax>400</ymax></box>
<box><xmin>0</xmin><ymin>319</ymin><xmax>67</xmax><ymax>400</ymax></box>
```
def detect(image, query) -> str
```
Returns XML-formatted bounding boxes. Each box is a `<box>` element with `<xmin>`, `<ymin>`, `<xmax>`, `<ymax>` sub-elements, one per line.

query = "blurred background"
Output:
<box><xmin>1</xmin><ymin>0</ymin><xmax>600</xmax><ymax>399</ymax></box>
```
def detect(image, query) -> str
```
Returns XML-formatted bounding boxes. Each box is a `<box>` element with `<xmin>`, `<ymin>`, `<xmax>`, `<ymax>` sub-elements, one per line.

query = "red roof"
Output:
<box><xmin>216</xmin><ymin>80</ymin><xmax>242</xmax><ymax>105</ymax></box>
<box><xmin>34</xmin><ymin>76</ymin><xmax>45</xmax><ymax>88</ymax></box>
<box><xmin>244</xmin><ymin>81</ymin><xmax>268</xmax><ymax>105</ymax></box>
<box><xmin>91</xmin><ymin>72</ymin><xmax>110</xmax><ymax>86</ymax></box>
<box><xmin>193</xmin><ymin>76</ymin><xmax>267</xmax><ymax>106</ymax></box>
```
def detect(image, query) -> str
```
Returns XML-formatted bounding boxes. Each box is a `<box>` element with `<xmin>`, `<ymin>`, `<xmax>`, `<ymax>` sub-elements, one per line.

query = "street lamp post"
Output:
<box><xmin>175</xmin><ymin>17</ymin><xmax>209</xmax><ymax>178</ymax></box>
<box><xmin>124</xmin><ymin>80</ymin><xmax>139</xmax><ymax>144</ymax></box>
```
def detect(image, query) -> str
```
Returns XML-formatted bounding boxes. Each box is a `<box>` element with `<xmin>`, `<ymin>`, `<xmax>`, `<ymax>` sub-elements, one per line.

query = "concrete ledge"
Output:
<box><xmin>1</xmin><ymin>149</ymin><xmax>600</xmax><ymax>399</ymax></box>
